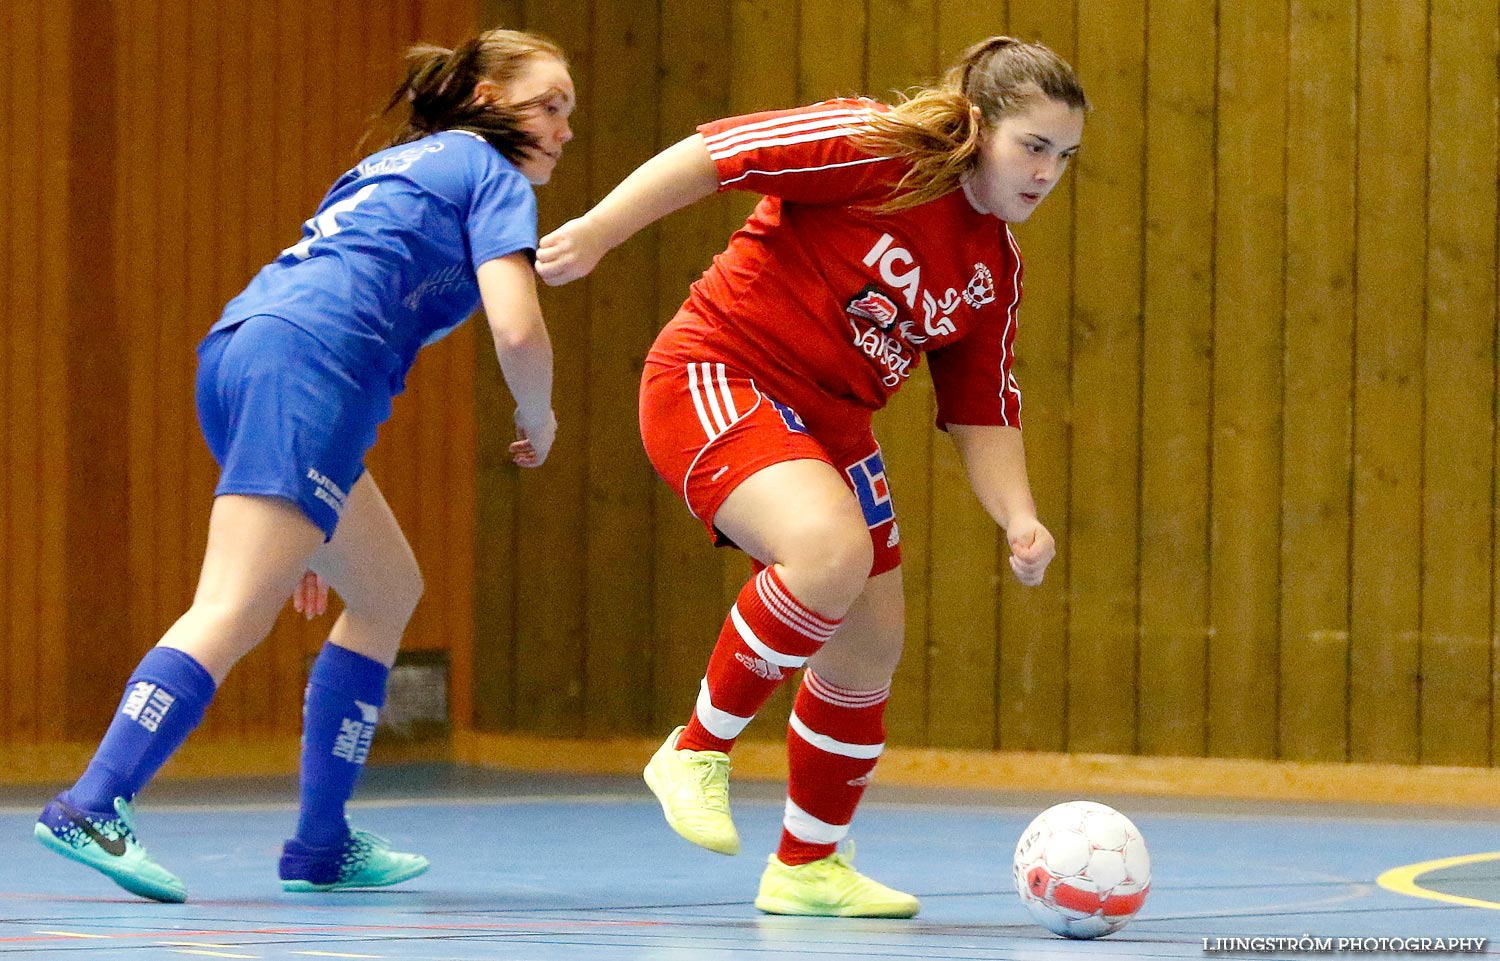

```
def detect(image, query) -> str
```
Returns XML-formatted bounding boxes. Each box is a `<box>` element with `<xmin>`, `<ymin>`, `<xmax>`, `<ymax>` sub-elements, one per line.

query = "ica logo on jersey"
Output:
<box><xmin>848</xmin><ymin>233</ymin><xmax>996</xmax><ymax>387</ymax></box>
<box><xmin>861</xmin><ymin>232</ymin><xmax>973</xmax><ymax>341</ymax></box>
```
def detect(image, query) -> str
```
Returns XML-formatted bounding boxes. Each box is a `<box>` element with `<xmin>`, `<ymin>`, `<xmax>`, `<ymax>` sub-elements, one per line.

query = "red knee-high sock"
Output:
<box><xmin>678</xmin><ymin>566</ymin><xmax>840</xmax><ymax>753</ymax></box>
<box><xmin>778</xmin><ymin>669</ymin><xmax>889</xmax><ymax>865</ymax></box>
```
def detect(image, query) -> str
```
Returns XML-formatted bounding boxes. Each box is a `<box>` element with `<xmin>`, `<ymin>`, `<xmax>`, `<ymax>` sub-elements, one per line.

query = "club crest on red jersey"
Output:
<box><xmin>962</xmin><ymin>262</ymin><xmax>996</xmax><ymax>309</ymax></box>
<box><xmin>845</xmin><ymin>284</ymin><xmax>901</xmax><ymax>331</ymax></box>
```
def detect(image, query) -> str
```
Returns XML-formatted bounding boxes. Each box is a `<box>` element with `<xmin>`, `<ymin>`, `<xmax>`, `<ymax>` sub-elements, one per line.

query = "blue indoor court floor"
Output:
<box><xmin>0</xmin><ymin>766</ymin><xmax>1494</xmax><ymax>960</ymax></box>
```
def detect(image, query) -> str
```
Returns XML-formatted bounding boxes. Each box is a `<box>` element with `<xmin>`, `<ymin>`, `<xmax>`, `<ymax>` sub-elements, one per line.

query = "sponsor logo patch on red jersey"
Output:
<box><xmin>845</xmin><ymin>284</ymin><xmax>901</xmax><ymax>331</ymax></box>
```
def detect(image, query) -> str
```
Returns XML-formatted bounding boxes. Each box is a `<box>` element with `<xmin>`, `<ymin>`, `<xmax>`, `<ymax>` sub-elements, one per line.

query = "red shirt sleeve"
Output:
<box><xmin>697</xmin><ymin>99</ymin><xmax>906</xmax><ymax>206</ymax></box>
<box><xmin>928</xmin><ymin>245</ymin><xmax>1025</xmax><ymax>430</ymax></box>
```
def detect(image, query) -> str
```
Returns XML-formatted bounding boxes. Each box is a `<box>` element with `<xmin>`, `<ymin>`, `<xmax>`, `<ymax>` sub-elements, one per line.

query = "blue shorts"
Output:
<box><xmin>195</xmin><ymin>315</ymin><xmax>391</xmax><ymax>539</ymax></box>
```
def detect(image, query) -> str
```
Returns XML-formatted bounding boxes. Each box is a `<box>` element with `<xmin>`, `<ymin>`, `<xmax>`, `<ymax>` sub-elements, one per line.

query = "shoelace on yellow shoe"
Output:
<box><xmin>826</xmin><ymin>856</ymin><xmax>868</xmax><ymax>900</ymax></box>
<box><xmin>800</xmin><ymin>846</ymin><xmax>885</xmax><ymax>902</ymax></box>
<box><xmin>686</xmin><ymin>753</ymin><xmax>731</xmax><ymax>811</ymax></box>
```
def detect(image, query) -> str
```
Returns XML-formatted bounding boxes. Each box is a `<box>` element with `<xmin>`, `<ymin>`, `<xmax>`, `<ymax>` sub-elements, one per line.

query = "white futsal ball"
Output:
<box><xmin>1012</xmin><ymin>800</ymin><xmax>1151</xmax><ymax>939</ymax></box>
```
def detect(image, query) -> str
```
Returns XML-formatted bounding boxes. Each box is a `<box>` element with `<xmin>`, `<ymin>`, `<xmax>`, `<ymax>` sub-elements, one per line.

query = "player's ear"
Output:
<box><xmin>473</xmin><ymin>79</ymin><xmax>503</xmax><ymax>105</ymax></box>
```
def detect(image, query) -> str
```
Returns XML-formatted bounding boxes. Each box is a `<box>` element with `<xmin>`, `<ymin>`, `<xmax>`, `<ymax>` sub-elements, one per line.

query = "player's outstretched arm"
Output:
<box><xmin>536</xmin><ymin>134</ymin><xmax>720</xmax><ymax>286</ymax></box>
<box><xmin>478</xmin><ymin>251</ymin><xmax>557</xmax><ymax>467</ymax></box>
<box><xmin>947</xmin><ymin>423</ymin><xmax>1056</xmax><ymax>586</ymax></box>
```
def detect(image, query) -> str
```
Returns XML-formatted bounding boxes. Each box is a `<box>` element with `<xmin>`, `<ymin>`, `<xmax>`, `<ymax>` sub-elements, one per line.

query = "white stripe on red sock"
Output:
<box><xmin>694</xmin><ymin>677</ymin><xmax>754</xmax><ymax>740</ymax></box>
<box><xmin>788</xmin><ymin>710</ymin><xmax>885</xmax><ymax>759</ymax></box>
<box><xmin>729</xmin><ymin>605</ymin><xmax>812</xmax><ymax>668</ymax></box>
<box><xmin>783</xmin><ymin>796</ymin><xmax>851</xmax><ymax>845</ymax></box>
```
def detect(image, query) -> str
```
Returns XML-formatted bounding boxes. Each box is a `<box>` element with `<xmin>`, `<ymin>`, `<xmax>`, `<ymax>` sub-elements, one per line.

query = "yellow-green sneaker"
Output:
<box><xmin>642</xmin><ymin>726</ymin><xmax>739</xmax><ymax>855</ymax></box>
<box><xmin>755</xmin><ymin>847</ymin><xmax>921</xmax><ymax>918</ymax></box>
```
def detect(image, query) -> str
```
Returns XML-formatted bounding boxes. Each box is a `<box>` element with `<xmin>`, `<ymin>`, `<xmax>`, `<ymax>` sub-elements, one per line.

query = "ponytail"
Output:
<box><xmin>366</xmin><ymin>29</ymin><xmax>567</xmax><ymax>166</ymax></box>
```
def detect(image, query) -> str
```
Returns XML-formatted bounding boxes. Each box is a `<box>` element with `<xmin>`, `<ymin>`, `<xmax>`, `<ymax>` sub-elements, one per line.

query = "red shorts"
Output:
<box><xmin>639</xmin><ymin>360</ymin><xmax>901</xmax><ymax>577</ymax></box>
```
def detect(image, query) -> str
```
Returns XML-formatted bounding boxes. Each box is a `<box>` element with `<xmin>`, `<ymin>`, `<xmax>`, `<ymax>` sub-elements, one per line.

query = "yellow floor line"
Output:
<box><xmin>1376</xmin><ymin>852</ymin><xmax>1500</xmax><ymax>910</ymax></box>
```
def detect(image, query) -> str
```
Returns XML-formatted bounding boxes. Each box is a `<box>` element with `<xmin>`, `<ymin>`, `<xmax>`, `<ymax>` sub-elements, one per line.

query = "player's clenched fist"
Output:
<box><xmin>1006</xmin><ymin>516</ymin><xmax>1056</xmax><ymax>587</ymax></box>
<box><xmin>536</xmin><ymin>217</ymin><xmax>607</xmax><ymax>286</ymax></box>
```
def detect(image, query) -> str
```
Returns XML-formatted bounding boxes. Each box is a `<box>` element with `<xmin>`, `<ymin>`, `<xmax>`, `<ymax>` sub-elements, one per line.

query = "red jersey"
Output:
<box><xmin>648</xmin><ymin>99</ymin><xmax>1025</xmax><ymax>433</ymax></box>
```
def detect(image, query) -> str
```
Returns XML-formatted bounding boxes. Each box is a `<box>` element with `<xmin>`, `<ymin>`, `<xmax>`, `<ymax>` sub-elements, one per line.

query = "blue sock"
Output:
<box><xmin>294</xmin><ymin>642</ymin><xmax>388</xmax><ymax>849</ymax></box>
<box><xmin>66</xmin><ymin>647</ymin><xmax>217</xmax><ymax>813</ymax></box>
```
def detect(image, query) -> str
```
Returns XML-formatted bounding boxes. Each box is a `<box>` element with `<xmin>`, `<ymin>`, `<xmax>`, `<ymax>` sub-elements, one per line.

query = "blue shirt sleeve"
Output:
<box><xmin>466</xmin><ymin>160</ymin><xmax>539</xmax><ymax>269</ymax></box>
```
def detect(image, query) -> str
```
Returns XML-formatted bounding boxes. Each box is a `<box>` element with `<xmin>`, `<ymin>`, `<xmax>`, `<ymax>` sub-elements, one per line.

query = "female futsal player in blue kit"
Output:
<box><xmin>33</xmin><ymin>28</ymin><xmax>575</xmax><ymax>902</ymax></box>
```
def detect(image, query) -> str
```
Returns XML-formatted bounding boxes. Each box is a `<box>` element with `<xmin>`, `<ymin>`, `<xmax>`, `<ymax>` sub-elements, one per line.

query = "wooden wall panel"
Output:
<box><xmin>64</xmin><ymin>0</ymin><xmax>128</xmax><ymax>738</ymax></box>
<box><xmin>5</xmin><ymin>0</ymin><xmax>38</xmax><ymax>742</ymax></box>
<box><xmin>1349</xmin><ymin>1</ymin><xmax>1427</xmax><ymax>764</ymax></box>
<box><xmin>468</xmin><ymin>0</ymin><xmax>525</xmax><ymax>736</ymax></box>
<box><xmin>120</xmin><ymin>0</ymin><xmax>164</xmax><ymax>740</ymax></box>
<box><xmin>475</xmin><ymin>0</ymin><xmax>577</xmax><ymax>734</ymax></box>
<box><xmin>1420</xmin><ymin>0</ymin><xmax>1497</xmax><ymax>766</ymax></box>
<box><xmin>1138</xmin><ymin>0</ymin><xmax>1214</xmax><ymax>758</ymax></box>
<box><xmin>0</xmin><ymin>0</ymin><xmax>12</xmax><ymax>740</ymax></box>
<box><xmin>997</xmin><ymin>0</ymin><xmax>1073</xmax><ymax>755</ymax></box>
<box><xmin>580</xmin><ymin>0</ymin><xmax>662</xmax><ymax>736</ymax></box>
<box><xmin>1209</xmin><ymin>0</ymin><xmax>1285</xmax><ymax>760</ymax></box>
<box><xmin>933</xmin><ymin>2</ymin><xmax>1011</xmax><ymax>753</ymax></box>
<box><xmin>1279</xmin><ymin>0</ymin><xmax>1356</xmax><ymax>762</ymax></box>
<box><xmin>1066</xmin><ymin>0</ymin><xmax>1145</xmax><ymax>754</ymax></box>
<box><xmin>36</xmin><ymin>3</ymin><xmax>72</xmax><ymax>742</ymax></box>
<box><xmin>798</xmin><ymin>0</ymin><xmax>867</xmax><ymax>102</ymax></box>
<box><xmin>3</xmin><ymin>0</ymin><xmax>71</xmax><ymax>744</ymax></box>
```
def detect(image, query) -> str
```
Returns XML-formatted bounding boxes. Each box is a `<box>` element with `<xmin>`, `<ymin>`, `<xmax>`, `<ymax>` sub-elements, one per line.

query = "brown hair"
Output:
<box><xmin>853</xmin><ymin>37</ymin><xmax>1088</xmax><ymax>213</ymax></box>
<box><xmin>370</xmin><ymin>29</ymin><xmax>567</xmax><ymax>165</ymax></box>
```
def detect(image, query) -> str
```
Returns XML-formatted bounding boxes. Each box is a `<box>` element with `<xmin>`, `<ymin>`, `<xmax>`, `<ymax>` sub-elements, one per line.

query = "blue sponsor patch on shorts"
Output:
<box><xmin>845</xmin><ymin>449</ymin><xmax>895</xmax><ymax>529</ymax></box>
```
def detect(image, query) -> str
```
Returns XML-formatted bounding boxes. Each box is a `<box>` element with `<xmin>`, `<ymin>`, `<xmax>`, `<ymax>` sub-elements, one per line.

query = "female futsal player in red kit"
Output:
<box><xmin>538</xmin><ymin>37</ymin><xmax>1085</xmax><ymax>917</ymax></box>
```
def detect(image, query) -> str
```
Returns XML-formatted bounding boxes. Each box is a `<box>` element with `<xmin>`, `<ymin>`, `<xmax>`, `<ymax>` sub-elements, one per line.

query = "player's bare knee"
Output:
<box><xmin>781</xmin><ymin>519</ymin><xmax>873</xmax><ymax>610</ymax></box>
<box><xmin>164</xmin><ymin>599</ymin><xmax>276</xmax><ymax>674</ymax></box>
<box><xmin>343</xmin><ymin>559</ymin><xmax>423</xmax><ymax>631</ymax></box>
<box><xmin>831</xmin><ymin>528</ymin><xmax>876</xmax><ymax>592</ymax></box>
<box><xmin>385</xmin><ymin>562</ymin><xmax>425</xmax><ymax>624</ymax></box>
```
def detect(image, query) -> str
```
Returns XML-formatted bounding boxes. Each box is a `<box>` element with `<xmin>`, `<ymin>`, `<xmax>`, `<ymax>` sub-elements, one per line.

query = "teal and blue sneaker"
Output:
<box><xmin>35</xmin><ymin>794</ymin><xmax>187</xmax><ymax>903</ymax></box>
<box><xmin>279</xmin><ymin>827</ymin><xmax>429</xmax><ymax>892</ymax></box>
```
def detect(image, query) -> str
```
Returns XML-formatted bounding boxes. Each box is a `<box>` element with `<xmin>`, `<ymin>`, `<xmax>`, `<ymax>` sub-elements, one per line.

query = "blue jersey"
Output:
<box><xmin>213</xmin><ymin>130</ymin><xmax>538</xmax><ymax>393</ymax></box>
